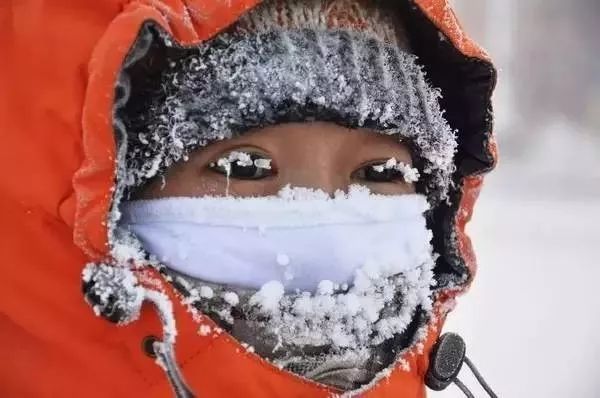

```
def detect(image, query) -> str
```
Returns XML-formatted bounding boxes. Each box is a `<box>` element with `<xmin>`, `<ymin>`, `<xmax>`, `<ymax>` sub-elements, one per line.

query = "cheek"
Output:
<box><xmin>190</xmin><ymin>177</ymin><xmax>225</xmax><ymax>196</ymax></box>
<box><xmin>136</xmin><ymin>167</ymin><xmax>226</xmax><ymax>198</ymax></box>
<box><xmin>226</xmin><ymin>178</ymin><xmax>281</xmax><ymax>197</ymax></box>
<box><xmin>190</xmin><ymin>170</ymin><xmax>282</xmax><ymax>198</ymax></box>
<box><xmin>142</xmin><ymin>167</ymin><xmax>282</xmax><ymax>198</ymax></box>
<box><xmin>170</xmin><ymin>171</ymin><xmax>231</xmax><ymax>197</ymax></box>
<box><xmin>365</xmin><ymin>182</ymin><xmax>416</xmax><ymax>195</ymax></box>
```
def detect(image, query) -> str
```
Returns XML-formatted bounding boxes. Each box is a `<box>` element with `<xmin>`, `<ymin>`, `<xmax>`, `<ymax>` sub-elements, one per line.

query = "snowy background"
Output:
<box><xmin>436</xmin><ymin>1</ymin><xmax>600</xmax><ymax>397</ymax></box>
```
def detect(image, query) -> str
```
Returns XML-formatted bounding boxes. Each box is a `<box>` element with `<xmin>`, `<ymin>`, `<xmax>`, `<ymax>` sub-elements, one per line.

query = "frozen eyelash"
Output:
<box><xmin>213</xmin><ymin>150</ymin><xmax>272</xmax><ymax>170</ymax></box>
<box><xmin>253</xmin><ymin>158</ymin><xmax>272</xmax><ymax>170</ymax></box>
<box><xmin>371</xmin><ymin>157</ymin><xmax>420</xmax><ymax>183</ymax></box>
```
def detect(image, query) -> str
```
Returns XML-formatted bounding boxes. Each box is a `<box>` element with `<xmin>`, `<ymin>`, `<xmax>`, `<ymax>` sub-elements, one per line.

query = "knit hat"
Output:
<box><xmin>120</xmin><ymin>0</ymin><xmax>456</xmax><ymax>205</ymax></box>
<box><xmin>236</xmin><ymin>0</ymin><xmax>411</xmax><ymax>50</ymax></box>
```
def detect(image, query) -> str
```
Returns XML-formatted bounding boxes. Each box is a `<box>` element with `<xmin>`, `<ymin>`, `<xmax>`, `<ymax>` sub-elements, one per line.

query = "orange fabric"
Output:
<box><xmin>0</xmin><ymin>0</ymin><xmax>495</xmax><ymax>397</ymax></box>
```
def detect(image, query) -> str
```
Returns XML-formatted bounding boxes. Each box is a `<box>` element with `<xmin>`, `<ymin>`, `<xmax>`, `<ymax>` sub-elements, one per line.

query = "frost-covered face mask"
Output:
<box><xmin>120</xmin><ymin>185</ymin><xmax>433</xmax><ymax>292</ymax></box>
<box><xmin>120</xmin><ymin>185</ymin><xmax>437</xmax><ymax>389</ymax></box>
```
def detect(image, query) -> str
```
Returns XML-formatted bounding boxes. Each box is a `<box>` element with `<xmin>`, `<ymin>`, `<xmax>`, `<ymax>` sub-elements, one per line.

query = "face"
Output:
<box><xmin>135</xmin><ymin>121</ymin><xmax>416</xmax><ymax>199</ymax></box>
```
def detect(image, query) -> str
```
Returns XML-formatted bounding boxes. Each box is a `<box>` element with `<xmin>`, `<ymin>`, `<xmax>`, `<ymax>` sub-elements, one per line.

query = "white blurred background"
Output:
<box><xmin>436</xmin><ymin>1</ymin><xmax>600</xmax><ymax>397</ymax></box>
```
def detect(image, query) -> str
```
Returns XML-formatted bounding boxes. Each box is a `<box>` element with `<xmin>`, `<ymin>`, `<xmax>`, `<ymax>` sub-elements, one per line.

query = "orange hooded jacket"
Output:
<box><xmin>0</xmin><ymin>0</ymin><xmax>496</xmax><ymax>396</ymax></box>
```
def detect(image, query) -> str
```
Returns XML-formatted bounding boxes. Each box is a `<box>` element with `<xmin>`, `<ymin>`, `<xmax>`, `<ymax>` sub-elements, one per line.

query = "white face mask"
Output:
<box><xmin>119</xmin><ymin>185</ymin><xmax>433</xmax><ymax>293</ymax></box>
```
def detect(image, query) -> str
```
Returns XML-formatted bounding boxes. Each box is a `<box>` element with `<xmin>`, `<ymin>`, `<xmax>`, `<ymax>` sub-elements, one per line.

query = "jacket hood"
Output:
<box><xmin>75</xmin><ymin>0</ymin><xmax>497</xmax><ymax>292</ymax></box>
<box><xmin>0</xmin><ymin>0</ymin><xmax>496</xmax><ymax>396</ymax></box>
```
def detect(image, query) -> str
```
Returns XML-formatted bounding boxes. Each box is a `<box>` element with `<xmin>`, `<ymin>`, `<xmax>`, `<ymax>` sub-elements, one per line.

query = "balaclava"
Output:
<box><xmin>118</xmin><ymin>0</ymin><xmax>457</xmax><ymax>391</ymax></box>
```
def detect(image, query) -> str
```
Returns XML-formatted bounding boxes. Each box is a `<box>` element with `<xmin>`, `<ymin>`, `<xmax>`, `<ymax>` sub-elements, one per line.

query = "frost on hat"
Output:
<box><xmin>119</xmin><ymin>0</ymin><xmax>457</xmax><ymax>205</ymax></box>
<box><xmin>235</xmin><ymin>0</ymin><xmax>411</xmax><ymax>50</ymax></box>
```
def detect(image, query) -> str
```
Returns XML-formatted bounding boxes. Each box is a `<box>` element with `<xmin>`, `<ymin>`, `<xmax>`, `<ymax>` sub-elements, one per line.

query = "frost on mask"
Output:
<box><xmin>121</xmin><ymin>28</ymin><xmax>457</xmax><ymax>206</ymax></box>
<box><xmin>118</xmin><ymin>185</ymin><xmax>438</xmax><ymax>388</ymax></box>
<box><xmin>109</xmin><ymin>21</ymin><xmax>457</xmax><ymax>388</ymax></box>
<box><xmin>237</xmin><ymin>196</ymin><xmax>437</xmax><ymax>380</ymax></box>
<box><xmin>245</xmin><ymin>256</ymin><xmax>435</xmax><ymax>347</ymax></box>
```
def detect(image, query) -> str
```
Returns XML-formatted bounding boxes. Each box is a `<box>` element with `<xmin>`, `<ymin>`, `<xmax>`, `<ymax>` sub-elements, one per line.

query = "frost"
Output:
<box><xmin>122</xmin><ymin>29</ymin><xmax>457</xmax><ymax>205</ymax></box>
<box><xmin>216</xmin><ymin>157</ymin><xmax>232</xmax><ymax>171</ymax></box>
<box><xmin>144</xmin><ymin>289</ymin><xmax>177</xmax><ymax>344</ymax></box>
<box><xmin>283</xmin><ymin>269</ymin><xmax>294</xmax><ymax>281</ymax></box>
<box><xmin>110</xmin><ymin>225</ymin><xmax>148</xmax><ymax>265</ymax></box>
<box><xmin>216</xmin><ymin>156</ymin><xmax>232</xmax><ymax>195</ymax></box>
<box><xmin>199</xmin><ymin>285</ymin><xmax>214</xmax><ymax>299</ymax></box>
<box><xmin>116</xmin><ymin>179</ymin><xmax>439</xmax><ymax>390</ymax></box>
<box><xmin>82</xmin><ymin>263</ymin><xmax>178</xmax><ymax>345</ymax></box>
<box><xmin>119</xmin><ymin>186</ymin><xmax>433</xmax><ymax>292</ymax></box>
<box><xmin>276</xmin><ymin>253</ymin><xmax>290</xmax><ymax>266</ymax></box>
<box><xmin>212</xmin><ymin>150</ymin><xmax>273</xmax><ymax>195</ymax></box>
<box><xmin>253</xmin><ymin>157</ymin><xmax>272</xmax><ymax>169</ymax></box>
<box><xmin>238</xmin><ymin>237</ymin><xmax>436</xmax><ymax>357</ymax></box>
<box><xmin>396</xmin><ymin>162</ymin><xmax>420</xmax><ymax>183</ymax></box>
<box><xmin>198</xmin><ymin>324</ymin><xmax>212</xmax><ymax>336</ymax></box>
<box><xmin>249</xmin><ymin>280</ymin><xmax>285</xmax><ymax>313</ymax></box>
<box><xmin>371</xmin><ymin>157</ymin><xmax>420</xmax><ymax>183</ymax></box>
<box><xmin>239</xmin><ymin>255</ymin><xmax>435</xmax><ymax>379</ymax></box>
<box><xmin>277</xmin><ymin>184</ymin><xmax>332</xmax><ymax>201</ymax></box>
<box><xmin>317</xmin><ymin>280</ymin><xmax>335</xmax><ymax>295</ymax></box>
<box><xmin>82</xmin><ymin>263</ymin><xmax>144</xmax><ymax>324</ymax></box>
<box><xmin>222</xmin><ymin>291</ymin><xmax>240</xmax><ymax>306</ymax></box>
<box><xmin>219</xmin><ymin>151</ymin><xmax>253</xmax><ymax>167</ymax></box>
<box><xmin>120</xmin><ymin>185</ymin><xmax>430</xmax><ymax>230</ymax></box>
<box><xmin>241</xmin><ymin>342</ymin><xmax>255</xmax><ymax>353</ymax></box>
<box><xmin>104</xmin><ymin>3</ymin><xmax>466</xmax><ymax>391</ymax></box>
<box><xmin>144</xmin><ymin>155</ymin><xmax>163</xmax><ymax>179</ymax></box>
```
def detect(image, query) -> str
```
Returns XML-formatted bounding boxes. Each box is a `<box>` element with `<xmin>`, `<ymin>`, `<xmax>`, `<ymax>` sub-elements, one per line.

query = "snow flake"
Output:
<box><xmin>222</xmin><ymin>291</ymin><xmax>240</xmax><ymax>306</ymax></box>
<box><xmin>198</xmin><ymin>324</ymin><xmax>212</xmax><ymax>336</ymax></box>
<box><xmin>199</xmin><ymin>285</ymin><xmax>214</xmax><ymax>299</ymax></box>
<box><xmin>276</xmin><ymin>253</ymin><xmax>290</xmax><ymax>266</ymax></box>
<box><xmin>371</xmin><ymin>157</ymin><xmax>420</xmax><ymax>183</ymax></box>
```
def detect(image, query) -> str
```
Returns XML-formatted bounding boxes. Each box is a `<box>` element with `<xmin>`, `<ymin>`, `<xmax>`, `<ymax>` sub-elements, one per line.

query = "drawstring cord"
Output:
<box><xmin>152</xmin><ymin>339</ymin><xmax>195</xmax><ymax>398</ymax></box>
<box><xmin>82</xmin><ymin>263</ymin><xmax>196</xmax><ymax>398</ymax></box>
<box><xmin>462</xmin><ymin>356</ymin><xmax>498</xmax><ymax>398</ymax></box>
<box><xmin>425</xmin><ymin>332</ymin><xmax>498</xmax><ymax>398</ymax></box>
<box><xmin>454</xmin><ymin>378</ymin><xmax>475</xmax><ymax>398</ymax></box>
<box><xmin>143</xmin><ymin>289</ymin><xmax>196</xmax><ymax>398</ymax></box>
<box><xmin>451</xmin><ymin>356</ymin><xmax>497</xmax><ymax>398</ymax></box>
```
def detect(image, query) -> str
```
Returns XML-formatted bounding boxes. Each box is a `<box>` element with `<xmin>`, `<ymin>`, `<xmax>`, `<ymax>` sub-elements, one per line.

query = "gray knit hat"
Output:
<box><xmin>122</xmin><ymin>0</ymin><xmax>457</xmax><ymax>205</ymax></box>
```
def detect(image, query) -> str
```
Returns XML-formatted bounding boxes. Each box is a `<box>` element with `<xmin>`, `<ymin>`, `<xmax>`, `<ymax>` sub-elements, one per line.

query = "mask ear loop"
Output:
<box><xmin>425</xmin><ymin>332</ymin><xmax>498</xmax><ymax>398</ymax></box>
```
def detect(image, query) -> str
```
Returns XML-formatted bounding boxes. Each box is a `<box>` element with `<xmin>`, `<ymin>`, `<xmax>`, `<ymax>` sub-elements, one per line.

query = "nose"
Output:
<box><xmin>277</xmin><ymin>144</ymin><xmax>347</xmax><ymax>195</ymax></box>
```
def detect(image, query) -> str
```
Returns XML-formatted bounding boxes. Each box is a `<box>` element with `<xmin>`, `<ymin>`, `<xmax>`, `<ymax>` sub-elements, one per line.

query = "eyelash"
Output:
<box><xmin>353</xmin><ymin>159</ymin><xmax>420</xmax><ymax>184</ymax></box>
<box><xmin>208</xmin><ymin>152</ymin><xmax>419</xmax><ymax>184</ymax></box>
<box><xmin>208</xmin><ymin>150</ymin><xmax>274</xmax><ymax>180</ymax></box>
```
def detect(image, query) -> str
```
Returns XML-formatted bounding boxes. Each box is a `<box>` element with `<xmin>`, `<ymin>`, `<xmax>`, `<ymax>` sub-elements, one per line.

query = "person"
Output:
<box><xmin>0</xmin><ymin>0</ymin><xmax>497</xmax><ymax>397</ymax></box>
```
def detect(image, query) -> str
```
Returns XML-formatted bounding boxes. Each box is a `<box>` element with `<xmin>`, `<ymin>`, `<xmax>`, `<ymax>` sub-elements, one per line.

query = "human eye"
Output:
<box><xmin>208</xmin><ymin>149</ymin><xmax>274</xmax><ymax>180</ymax></box>
<box><xmin>352</xmin><ymin>158</ymin><xmax>420</xmax><ymax>184</ymax></box>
